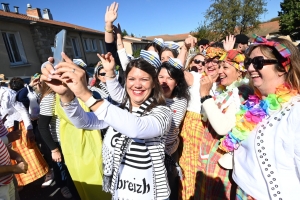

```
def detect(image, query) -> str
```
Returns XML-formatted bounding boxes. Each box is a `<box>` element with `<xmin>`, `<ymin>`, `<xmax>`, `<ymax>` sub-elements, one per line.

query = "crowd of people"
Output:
<box><xmin>1</xmin><ymin>2</ymin><xmax>300</xmax><ymax>200</ymax></box>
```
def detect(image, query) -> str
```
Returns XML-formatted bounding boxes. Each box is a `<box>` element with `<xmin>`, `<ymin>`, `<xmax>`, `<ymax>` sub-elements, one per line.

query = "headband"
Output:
<box><xmin>168</xmin><ymin>57</ymin><xmax>183</xmax><ymax>69</ymax></box>
<box><xmin>219</xmin><ymin>50</ymin><xmax>246</xmax><ymax>72</ymax></box>
<box><xmin>163</xmin><ymin>41</ymin><xmax>180</xmax><ymax>50</ymax></box>
<box><xmin>153</xmin><ymin>38</ymin><xmax>164</xmax><ymax>48</ymax></box>
<box><xmin>140</xmin><ymin>50</ymin><xmax>161</xmax><ymax>68</ymax></box>
<box><xmin>205</xmin><ymin>47</ymin><xmax>226</xmax><ymax>59</ymax></box>
<box><xmin>252</xmin><ymin>34</ymin><xmax>291</xmax><ymax>72</ymax></box>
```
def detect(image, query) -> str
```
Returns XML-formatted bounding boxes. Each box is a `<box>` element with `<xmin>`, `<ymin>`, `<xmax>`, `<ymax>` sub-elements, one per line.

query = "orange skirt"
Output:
<box><xmin>9</xmin><ymin>121</ymin><xmax>48</xmax><ymax>186</ymax></box>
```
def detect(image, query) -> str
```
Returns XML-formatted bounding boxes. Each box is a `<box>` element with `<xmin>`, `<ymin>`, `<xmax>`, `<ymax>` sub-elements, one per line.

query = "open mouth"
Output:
<box><xmin>132</xmin><ymin>90</ymin><xmax>145</xmax><ymax>96</ymax></box>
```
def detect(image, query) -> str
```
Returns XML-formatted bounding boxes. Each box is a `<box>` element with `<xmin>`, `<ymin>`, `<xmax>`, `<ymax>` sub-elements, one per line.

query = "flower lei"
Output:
<box><xmin>219</xmin><ymin>83</ymin><xmax>298</xmax><ymax>152</ymax></box>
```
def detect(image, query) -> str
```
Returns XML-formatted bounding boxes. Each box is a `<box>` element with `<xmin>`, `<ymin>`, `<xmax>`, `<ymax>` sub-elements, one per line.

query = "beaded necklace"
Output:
<box><xmin>219</xmin><ymin>83</ymin><xmax>298</xmax><ymax>152</ymax></box>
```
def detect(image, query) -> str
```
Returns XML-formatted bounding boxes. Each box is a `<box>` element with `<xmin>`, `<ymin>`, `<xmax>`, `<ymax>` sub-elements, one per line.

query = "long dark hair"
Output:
<box><xmin>158</xmin><ymin>62</ymin><xmax>190</xmax><ymax>101</ymax></box>
<box><xmin>160</xmin><ymin>47</ymin><xmax>179</xmax><ymax>58</ymax></box>
<box><xmin>144</xmin><ymin>43</ymin><xmax>162</xmax><ymax>57</ymax></box>
<box><xmin>122</xmin><ymin>58</ymin><xmax>166</xmax><ymax>112</ymax></box>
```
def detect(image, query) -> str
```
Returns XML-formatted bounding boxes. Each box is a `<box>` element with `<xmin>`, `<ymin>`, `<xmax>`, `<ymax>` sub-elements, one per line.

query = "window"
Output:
<box><xmin>2</xmin><ymin>31</ymin><xmax>27</xmax><ymax>65</ymax></box>
<box><xmin>71</xmin><ymin>38</ymin><xmax>81</xmax><ymax>58</ymax></box>
<box><xmin>99</xmin><ymin>40</ymin><xmax>105</xmax><ymax>54</ymax></box>
<box><xmin>91</xmin><ymin>39</ymin><xmax>97</xmax><ymax>51</ymax></box>
<box><xmin>83</xmin><ymin>38</ymin><xmax>91</xmax><ymax>51</ymax></box>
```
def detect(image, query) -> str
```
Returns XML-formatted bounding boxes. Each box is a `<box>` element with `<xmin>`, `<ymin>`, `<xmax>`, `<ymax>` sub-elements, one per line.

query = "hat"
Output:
<box><xmin>197</xmin><ymin>39</ymin><xmax>209</xmax><ymax>46</ymax></box>
<box><xmin>205</xmin><ymin>47</ymin><xmax>226</xmax><ymax>59</ymax></box>
<box><xmin>235</xmin><ymin>34</ymin><xmax>249</xmax><ymax>44</ymax></box>
<box><xmin>163</xmin><ymin>41</ymin><xmax>180</xmax><ymax>50</ymax></box>
<box><xmin>168</xmin><ymin>57</ymin><xmax>183</xmax><ymax>69</ymax></box>
<box><xmin>219</xmin><ymin>50</ymin><xmax>246</xmax><ymax>72</ymax></box>
<box><xmin>73</xmin><ymin>59</ymin><xmax>87</xmax><ymax>68</ymax></box>
<box><xmin>0</xmin><ymin>74</ymin><xmax>9</xmax><ymax>83</ymax></box>
<box><xmin>153</xmin><ymin>38</ymin><xmax>164</xmax><ymax>48</ymax></box>
<box><xmin>278</xmin><ymin>35</ymin><xmax>300</xmax><ymax>46</ymax></box>
<box><xmin>140</xmin><ymin>50</ymin><xmax>161</xmax><ymax>68</ymax></box>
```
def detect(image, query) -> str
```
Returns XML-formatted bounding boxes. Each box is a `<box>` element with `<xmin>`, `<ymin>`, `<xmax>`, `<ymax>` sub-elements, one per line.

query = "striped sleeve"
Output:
<box><xmin>40</xmin><ymin>93</ymin><xmax>55</xmax><ymax>116</ymax></box>
<box><xmin>0</xmin><ymin>139</ymin><xmax>13</xmax><ymax>185</ymax></box>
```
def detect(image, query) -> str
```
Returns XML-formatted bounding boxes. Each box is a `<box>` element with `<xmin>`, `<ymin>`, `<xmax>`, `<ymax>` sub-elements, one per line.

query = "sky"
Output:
<box><xmin>6</xmin><ymin>0</ymin><xmax>283</xmax><ymax>37</ymax></box>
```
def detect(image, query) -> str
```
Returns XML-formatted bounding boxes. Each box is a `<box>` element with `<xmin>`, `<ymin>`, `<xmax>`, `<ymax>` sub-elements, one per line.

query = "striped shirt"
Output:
<box><xmin>39</xmin><ymin>93</ymin><xmax>60</xmax><ymax>142</ymax></box>
<box><xmin>165</xmin><ymin>97</ymin><xmax>187</xmax><ymax>155</ymax></box>
<box><xmin>0</xmin><ymin>138</ymin><xmax>13</xmax><ymax>185</ymax></box>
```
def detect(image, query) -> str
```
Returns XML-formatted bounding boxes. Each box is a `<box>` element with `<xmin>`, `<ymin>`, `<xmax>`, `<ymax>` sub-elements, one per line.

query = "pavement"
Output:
<box><xmin>19</xmin><ymin>176</ymin><xmax>78</xmax><ymax>200</ymax></box>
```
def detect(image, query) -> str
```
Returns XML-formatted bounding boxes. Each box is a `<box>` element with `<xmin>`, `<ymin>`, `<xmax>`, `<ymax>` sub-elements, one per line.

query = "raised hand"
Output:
<box><xmin>54</xmin><ymin>53</ymin><xmax>91</xmax><ymax>102</ymax></box>
<box><xmin>105</xmin><ymin>2</ymin><xmax>119</xmax><ymax>23</ymax></box>
<box><xmin>97</xmin><ymin>52</ymin><xmax>116</xmax><ymax>72</ymax></box>
<box><xmin>40</xmin><ymin>57</ymin><xmax>70</xmax><ymax>96</ymax></box>
<box><xmin>184</xmin><ymin>35</ymin><xmax>197</xmax><ymax>50</ymax></box>
<box><xmin>223</xmin><ymin>35</ymin><xmax>235</xmax><ymax>52</ymax></box>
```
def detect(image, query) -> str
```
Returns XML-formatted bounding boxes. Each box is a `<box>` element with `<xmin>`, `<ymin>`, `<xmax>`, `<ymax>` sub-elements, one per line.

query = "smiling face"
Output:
<box><xmin>161</xmin><ymin>50</ymin><xmax>174</xmax><ymax>62</ymax></box>
<box><xmin>191</xmin><ymin>55</ymin><xmax>205</xmax><ymax>73</ymax></box>
<box><xmin>204</xmin><ymin>57</ymin><xmax>220</xmax><ymax>80</ymax></box>
<box><xmin>158</xmin><ymin>68</ymin><xmax>177</xmax><ymax>98</ymax></box>
<box><xmin>126</xmin><ymin>67</ymin><xmax>154</xmax><ymax>107</ymax></box>
<box><xmin>219</xmin><ymin>62</ymin><xmax>241</xmax><ymax>86</ymax></box>
<box><xmin>247</xmin><ymin>47</ymin><xmax>285</xmax><ymax>97</ymax></box>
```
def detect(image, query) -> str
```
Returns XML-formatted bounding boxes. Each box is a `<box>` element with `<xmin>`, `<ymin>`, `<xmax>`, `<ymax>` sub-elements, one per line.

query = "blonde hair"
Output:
<box><xmin>185</xmin><ymin>53</ymin><xmax>205</xmax><ymax>71</ymax></box>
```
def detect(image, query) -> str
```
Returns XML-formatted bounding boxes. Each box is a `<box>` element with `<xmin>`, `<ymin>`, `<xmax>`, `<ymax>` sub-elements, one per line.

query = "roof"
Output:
<box><xmin>246</xmin><ymin>20</ymin><xmax>280</xmax><ymax>37</ymax></box>
<box><xmin>146</xmin><ymin>33</ymin><xmax>190</xmax><ymax>42</ymax></box>
<box><xmin>0</xmin><ymin>9</ymin><xmax>104</xmax><ymax>35</ymax></box>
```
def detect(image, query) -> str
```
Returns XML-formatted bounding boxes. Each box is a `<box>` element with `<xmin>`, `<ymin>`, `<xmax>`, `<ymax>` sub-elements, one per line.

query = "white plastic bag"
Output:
<box><xmin>26</xmin><ymin>85</ymin><xmax>40</xmax><ymax>120</ymax></box>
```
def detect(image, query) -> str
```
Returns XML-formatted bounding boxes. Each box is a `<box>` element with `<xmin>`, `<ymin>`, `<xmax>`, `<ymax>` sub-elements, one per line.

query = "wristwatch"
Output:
<box><xmin>84</xmin><ymin>92</ymin><xmax>103</xmax><ymax>108</ymax></box>
<box><xmin>200</xmin><ymin>95</ymin><xmax>212</xmax><ymax>104</ymax></box>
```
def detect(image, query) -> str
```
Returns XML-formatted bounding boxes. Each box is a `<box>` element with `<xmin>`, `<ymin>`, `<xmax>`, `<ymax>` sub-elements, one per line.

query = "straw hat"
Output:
<box><xmin>0</xmin><ymin>74</ymin><xmax>9</xmax><ymax>83</ymax></box>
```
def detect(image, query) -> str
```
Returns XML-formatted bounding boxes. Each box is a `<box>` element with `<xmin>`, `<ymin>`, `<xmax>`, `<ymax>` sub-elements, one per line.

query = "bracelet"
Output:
<box><xmin>105</xmin><ymin>74</ymin><xmax>116</xmax><ymax>78</ymax></box>
<box><xmin>117</xmin><ymin>43</ymin><xmax>122</xmax><ymax>46</ymax></box>
<box><xmin>61</xmin><ymin>96</ymin><xmax>76</xmax><ymax>107</ymax></box>
<box><xmin>200</xmin><ymin>95</ymin><xmax>212</xmax><ymax>104</ymax></box>
<box><xmin>105</xmin><ymin>26</ymin><xmax>113</xmax><ymax>33</ymax></box>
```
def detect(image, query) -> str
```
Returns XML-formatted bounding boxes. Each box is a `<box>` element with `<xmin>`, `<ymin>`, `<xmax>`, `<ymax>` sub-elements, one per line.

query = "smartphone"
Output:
<box><xmin>14</xmin><ymin>120</ymin><xmax>19</xmax><ymax>131</ymax></box>
<box><xmin>53</xmin><ymin>29</ymin><xmax>67</xmax><ymax>66</ymax></box>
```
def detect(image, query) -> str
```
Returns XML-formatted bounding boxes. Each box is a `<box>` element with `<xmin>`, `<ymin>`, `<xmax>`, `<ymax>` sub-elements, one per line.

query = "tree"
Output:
<box><xmin>205</xmin><ymin>0</ymin><xmax>267</xmax><ymax>40</ymax></box>
<box><xmin>130</xmin><ymin>33</ymin><xmax>135</xmax><ymax>37</ymax></box>
<box><xmin>122</xmin><ymin>29</ymin><xmax>128</xmax><ymax>37</ymax></box>
<box><xmin>190</xmin><ymin>22</ymin><xmax>217</xmax><ymax>41</ymax></box>
<box><xmin>278</xmin><ymin>0</ymin><xmax>300</xmax><ymax>39</ymax></box>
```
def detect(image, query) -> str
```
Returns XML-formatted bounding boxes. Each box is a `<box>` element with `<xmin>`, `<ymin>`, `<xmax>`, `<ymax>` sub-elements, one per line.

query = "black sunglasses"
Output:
<box><xmin>193</xmin><ymin>59</ymin><xmax>205</xmax><ymax>65</ymax></box>
<box><xmin>98</xmin><ymin>72</ymin><xmax>106</xmax><ymax>76</ymax></box>
<box><xmin>244</xmin><ymin>56</ymin><xmax>278</xmax><ymax>70</ymax></box>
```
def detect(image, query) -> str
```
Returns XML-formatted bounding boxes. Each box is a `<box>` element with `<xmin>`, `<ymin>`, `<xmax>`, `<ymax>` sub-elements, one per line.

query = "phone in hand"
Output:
<box><xmin>14</xmin><ymin>120</ymin><xmax>19</xmax><ymax>131</ymax></box>
<box><xmin>53</xmin><ymin>29</ymin><xmax>67</xmax><ymax>66</ymax></box>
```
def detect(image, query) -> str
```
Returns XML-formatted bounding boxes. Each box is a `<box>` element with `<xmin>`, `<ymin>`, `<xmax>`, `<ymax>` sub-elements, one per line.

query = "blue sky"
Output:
<box><xmin>7</xmin><ymin>0</ymin><xmax>283</xmax><ymax>37</ymax></box>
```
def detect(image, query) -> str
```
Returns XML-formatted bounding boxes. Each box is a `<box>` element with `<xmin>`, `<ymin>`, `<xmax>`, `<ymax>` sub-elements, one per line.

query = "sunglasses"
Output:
<box><xmin>244</xmin><ymin>56</ymin><xmax>278</xmax><ymax>70</ymax></box>
<box><xmin>193</xmin><ymin>59</ymin><xmax>205</xmax><ymax>65</ymax></box>
<box><xmin>98</xmin><ymin>72</ymin><xmax>106</xmax><ymax>76</ymax></box>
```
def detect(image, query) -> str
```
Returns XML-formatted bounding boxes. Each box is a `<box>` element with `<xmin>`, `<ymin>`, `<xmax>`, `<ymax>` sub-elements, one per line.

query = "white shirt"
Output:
<box><xmin>233</xmin><ymin>95</ymin><xmax>300</xmax><ymax>200</ymax></box>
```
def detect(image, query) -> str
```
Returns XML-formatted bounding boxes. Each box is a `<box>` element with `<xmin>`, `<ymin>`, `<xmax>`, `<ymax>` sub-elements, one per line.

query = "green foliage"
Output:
<box><xmin>204</xmin><ymin>0</ymin><xmax>267</xmax><ymax>40</ymax></box>
<box><xmin>278</xmin><ymin>0</ymin><xmax>300</xmax><ymax>38</ymax></box>
<box><xmin>269</xmin><ymin>17</ymin><xmax>280</xmax><ymax>22</ymax></box>
<box><xmin>132</xmin><ymin>48</ymin><xmax>141</xmax><ymax>58</ymax></box>
<box><xmin>130</xmin><ymin>33</ymin><xmax>135</xmax><ymax>37</ymax></box>
<box><xmin>122</xmin><ymin>29</ymin><xmax>128</xmax><ymax>37</ymax></box>
<box><xmin>190</xmin><ymin>22</ymin><xmax>217</xmax><ymax>41</ymax></box>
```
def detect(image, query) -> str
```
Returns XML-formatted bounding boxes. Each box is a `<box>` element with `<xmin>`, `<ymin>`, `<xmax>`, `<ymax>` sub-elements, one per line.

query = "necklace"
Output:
<box><xmin>219</xmin><ymin>83</ymin><xmax>298</xmax><ymax>152</ymax></box>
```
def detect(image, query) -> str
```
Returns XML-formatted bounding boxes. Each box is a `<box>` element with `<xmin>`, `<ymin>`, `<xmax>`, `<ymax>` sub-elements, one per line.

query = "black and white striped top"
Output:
<box><xmin>165</xmin><ymin>97</ymin><xmax>188</xmax><ymax>155</ymax></box>
<box><xmin>39</xmin><ymin>93</ymin><xmax>60</xmax><ymax>142</ymax></box>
